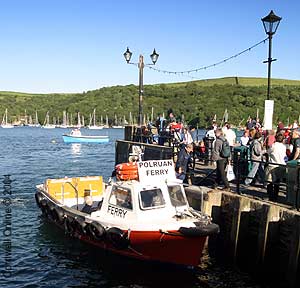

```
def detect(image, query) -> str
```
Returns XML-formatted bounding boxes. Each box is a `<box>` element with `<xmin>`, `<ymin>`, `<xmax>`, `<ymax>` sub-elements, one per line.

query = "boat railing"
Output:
<box><xmin>123</xmin><ymin>125</ymin><xmax>182</xmax><ymax>160</ymax></box>
<box><xmin>62</xmin><ymin>181</ymin><xmax>79</xmax><ymax>210</ymax></box>
<box><xmin>191</xmin><ymin>146</ymin><xmax>300</xmax><ymax>210</ymax></box>
<box><xmin>115</xmin><ymin>140</ymin><xmax>173</xmax><ymax>165</ymax></box>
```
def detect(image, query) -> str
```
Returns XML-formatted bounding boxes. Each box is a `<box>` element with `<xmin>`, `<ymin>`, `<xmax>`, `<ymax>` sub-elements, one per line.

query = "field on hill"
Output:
<box><xmin>168</xmin><ymin>77</ymin><xmax>300</xmax><ymax>87</ymax></box>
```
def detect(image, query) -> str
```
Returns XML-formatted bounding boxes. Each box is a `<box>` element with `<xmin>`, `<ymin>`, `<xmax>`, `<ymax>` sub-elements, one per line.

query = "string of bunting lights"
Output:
<box><xmin>147</xmin><ymin>38</ymin><xmax>268</xmax><ymax>79</ymax></box>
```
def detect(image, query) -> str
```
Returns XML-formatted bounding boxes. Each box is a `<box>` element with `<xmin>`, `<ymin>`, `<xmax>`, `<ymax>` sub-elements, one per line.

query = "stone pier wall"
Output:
<box><xmin>185</xmin><ymin>186</ymin><xmax>300</xmax><ymax>288</ymax></box>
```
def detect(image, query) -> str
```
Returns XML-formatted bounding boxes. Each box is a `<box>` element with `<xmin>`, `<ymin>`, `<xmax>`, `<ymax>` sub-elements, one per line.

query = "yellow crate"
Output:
<box><xmin>73</xmin><ymin>176</ymin><xmax>103</xmax><ymax>198</ymax></box>
<box><xmin>46</xmin><ymin>177</ymin><xmax>74</xmax><ymax>199</ymax></box>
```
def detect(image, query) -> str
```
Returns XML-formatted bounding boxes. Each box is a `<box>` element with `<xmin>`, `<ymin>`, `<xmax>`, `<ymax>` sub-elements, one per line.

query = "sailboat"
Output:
<box><xmin>28</xmin><ymin>111</ymin><xmax>40</xmax><ymax>127</ymax></box>
<box><xmin>42</xmin><ymin>111</ymin><xmax>56</xmax><ymax>129</ymax></box>
<box><xmin>112</xmin><ymin>115</ymin><xmax>124</xmax><ymax>129</ymax></box>
<box><xmin>57</xmin><ymin>111</ymin><xmax>68</xmax><ymax>128</ymax></box>
<box><xmin>220</xmin><ymin>109</ymin><xmax>228</xmax><ymax>127</ymax></box>
<box><xmin>28</xmin><ymin>115</ymin><xmax>33</xmax><ymax>126</ymax></box>
<box><xmin>24</xmin><ymin>110</ymin><xmax>28</xmax><ymax>126</ymax></box>
<box><xmin>75</xmin><ymin>112</ymin><xmax>82</xmax><ymax>128</ymax></box>
<box><xmin>103</xmin><ymin>115</ymin><xmax>109</xmax><ymax>128</ymax></box>
<box><xmin>129</xmin><ymin>112</ymin><xmax>133</xmax><ymax>125</ymax></box>
<box><xmin>33</xmin><ymin>111</ymin><xmax>41</xmax><ymax>127</ymax></box>
<box><xmin>1</xmin><ymin>109</ymin><xmax>14</xmax><ymax>128</ymax></box>
<box><xmin>88</xmin><ymin>109</ymin><xmax>103</xmax><ymax>130</ymax></box>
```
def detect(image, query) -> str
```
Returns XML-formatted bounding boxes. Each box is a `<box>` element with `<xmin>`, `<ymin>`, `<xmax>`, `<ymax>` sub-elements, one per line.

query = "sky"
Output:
<box><xmin>0</xmin><ymin>0</ymin><xmax>299</xmax><ymax>93</ymax></box>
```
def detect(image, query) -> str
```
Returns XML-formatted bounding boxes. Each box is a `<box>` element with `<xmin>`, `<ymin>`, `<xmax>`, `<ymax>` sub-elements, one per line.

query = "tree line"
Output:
<box><xmin>0</xmin><ymin>78</ymin><xmax>300</xmax><ymax>128</ymax></box>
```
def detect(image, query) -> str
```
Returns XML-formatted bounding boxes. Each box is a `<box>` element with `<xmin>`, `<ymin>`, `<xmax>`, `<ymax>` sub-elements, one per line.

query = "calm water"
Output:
<box><xmin>0</xmin><ymin>127</ymin><xmax>259</xmax><ymax>288</ymax></box>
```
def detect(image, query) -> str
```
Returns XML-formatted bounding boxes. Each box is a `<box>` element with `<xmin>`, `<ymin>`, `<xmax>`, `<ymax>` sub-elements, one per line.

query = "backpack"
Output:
<box><xmin>220</xmin><ymin>139</ymin><xmax>231</xmax><ymax>158</ymax></box>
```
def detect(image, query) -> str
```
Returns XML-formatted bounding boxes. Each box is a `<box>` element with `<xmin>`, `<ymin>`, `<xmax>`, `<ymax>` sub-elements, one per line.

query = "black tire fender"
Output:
<box><xmin>179</xmin><ymin>223</ymin><xmax>220</xmax><ymax>237</ymax></box>
<box><xmin>106</xmin><ymin>227</ymin><xmax>129</xmax><ymax>249</ymax></box>
<box><xmin>86</xmin><ymin>221</ymin><xmax>106</xmax><ymax>241</ymax></box>
<box><xmin>44</xmin><ymin>202</ymin><xmax>53</xmax><ymax>218</ymax></box>
<box><xmin>35</xmin><ymin>193</ymin><xmax>43</xmax><ymax>208</ymax></box>
<box><xmin>51</xmin><ymin>207</ymin><xmax>64</xmax><ymax>223</ymax></box>
<box><xmin>40</xmin><ymin>199</ymin><xmax>48</xmax><ymax>214</ymax></box>
<box><xmin>73</xmin><ymin>217</ymin><xmax>87</xmax><ymax>235</ymax></box>
<box><xmin>64</xmin><ymin>216</ymin><xmax>75</xmax><ymax>234</ymax></box>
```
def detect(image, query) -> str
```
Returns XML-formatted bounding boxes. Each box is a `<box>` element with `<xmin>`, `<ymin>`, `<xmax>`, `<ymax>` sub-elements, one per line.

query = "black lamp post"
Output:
<box><xmin>261</xmin><ymin>10</ymin><xmax>282</xmax><ymax>100</ymax></box>
<box><xmin>123</xmin><ymin>47</ymin><xmax>159</xmax><ymax>126</ymax></box>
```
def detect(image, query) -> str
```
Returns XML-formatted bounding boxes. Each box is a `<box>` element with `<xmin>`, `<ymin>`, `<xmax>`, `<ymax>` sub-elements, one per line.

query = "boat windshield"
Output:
<box><xmin>109</xmin><ymin>186</ymin><xmax>133</xmax><ymax>210</ymax></box>
<box><xmin>139</xmin><ymin>188</ymin><xmax>165</xmax><ymax>210</ymax></box>
<box><xmin>167</xmin><ymin>185</ymin><xmax>188</xmax><ymax>207</ymax></box>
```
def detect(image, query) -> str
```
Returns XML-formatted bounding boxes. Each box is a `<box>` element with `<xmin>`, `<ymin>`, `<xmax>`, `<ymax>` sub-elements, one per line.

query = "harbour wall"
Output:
<box><xmin>185</xmin><ymin>186</ymin><xmax>300</xmax><ymax>288</ymax></box>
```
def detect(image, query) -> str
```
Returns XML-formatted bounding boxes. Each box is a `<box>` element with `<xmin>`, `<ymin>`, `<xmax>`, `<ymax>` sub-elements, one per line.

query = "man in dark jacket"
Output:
<box><xmin>245</xmin><ymin>131</ymin><xmax>265</xmax><ymax>185</ymax></box>
<box><xmin>289</xmin><ymin>129</ymin><xmax>300</xmax><ymax>160</ymax></box>
<box><xmin>81</xmin><ymin>196</ymin><xmax>94</xmax><ymax>214</ymax></box>
<box><xmin>212</xmin><ymin>128</ymin><xmax>230</xmax><ymax>191</ymax></box>
<box><xmin>176</xmin><ymin>143</ymin><xmax>193</xmax><ymax>182</ymax></box>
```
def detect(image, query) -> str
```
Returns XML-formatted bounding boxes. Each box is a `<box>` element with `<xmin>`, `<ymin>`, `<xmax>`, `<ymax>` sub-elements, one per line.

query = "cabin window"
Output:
<box><xmin>109</xmin><ymin>186</ymin><xmax>133</xmax><ymax>210</ymax></box>
<box><xmin>168</xmin><ymin>185</ymin><xmax>188</xmax><ymax>207</ymax></box>
<box><xmin>139</xmin><ymin>188</ymin><xmax>165</xmax><ymax>209</ymax></box>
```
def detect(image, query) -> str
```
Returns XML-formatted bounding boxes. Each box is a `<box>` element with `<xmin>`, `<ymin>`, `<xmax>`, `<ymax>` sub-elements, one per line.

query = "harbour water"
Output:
<box><xmin>0</xmin><ymin>127</ymin><xmax>259</xmax><ymax>288</ymax></box>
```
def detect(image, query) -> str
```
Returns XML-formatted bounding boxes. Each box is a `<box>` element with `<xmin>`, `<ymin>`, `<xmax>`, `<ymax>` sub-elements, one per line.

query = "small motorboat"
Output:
<box><xmin>35</xmin><ymin>159</ymin><xmax>219</xmax><ymax>267</ymax></box>
<box><xmin>63</xmin><ymin>129</ymin><xmax>109</xmax><ymax>143</ymax></box>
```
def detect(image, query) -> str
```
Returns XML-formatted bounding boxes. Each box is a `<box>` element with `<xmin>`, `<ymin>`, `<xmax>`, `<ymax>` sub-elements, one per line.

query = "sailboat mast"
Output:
<box><xmin>151</xmin><ymin>107</ymin><xmax>154</xmax><ymax>123</ymax></box>
<box><xmin>35</xmin><ymin>111</ymin><xmax>39</xmax><ymax>125</ymax></box>
<box><xmin>77</xmin><ymin>112</ymin><xmax>81</xmax><ymax>127</ymax></box>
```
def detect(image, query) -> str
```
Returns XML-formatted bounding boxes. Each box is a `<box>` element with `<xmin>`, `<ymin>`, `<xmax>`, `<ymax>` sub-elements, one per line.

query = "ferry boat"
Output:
<box><xmin>35</xmin><ymin>159</ymin><xmax>219</xmax><ymax>267</ymax></box>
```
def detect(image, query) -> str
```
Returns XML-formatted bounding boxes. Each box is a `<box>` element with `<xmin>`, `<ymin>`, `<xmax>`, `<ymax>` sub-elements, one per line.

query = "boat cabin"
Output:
<box><xmin>86</xmin><ymin>179</ymin><xmax>190</xmax><ymax>230</ymax></box>
<box><xmin>84</xmin><ymin>159</ymin><xmax>192</xmax><ymax>230</ymax></box>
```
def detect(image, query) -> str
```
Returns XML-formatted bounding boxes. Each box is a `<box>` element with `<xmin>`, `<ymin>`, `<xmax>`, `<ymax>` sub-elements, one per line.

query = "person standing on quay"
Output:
<box><xmin>265</xmin><ymin>133</ymin><xmax>287</xmax><ymax>200</ymax></box>
<box><xmin>240</xmin><ymin>130</ymin><xmax>250</xmax><ymax>146</ymax></box>
<box><xmin>175</xmin><ymin>143</ymin><xmax>194</xmax><ymax>183</ymax></box>
<box><xmin>289</xmin><ymin>129</ymin><xmax>300</xmax><ymax>160</ymax></box>
<box><xmin>212</xmin><ymin>128</ymin><xmax>230</xmax><ymax>191</ymax></box>
<box><xmin>223</xmin><ymin>123</ymin><xmax>236</xmax><ymax>155</ymax></box>
<box><xmin>245</xmin><ymin>131</ymin><xmax>265</xmax><ymax>185</ymax></box>
<box><xmin>181</xmin><ymin>126</ymin><xmax>193</xmax><ymax>145</ymax></box>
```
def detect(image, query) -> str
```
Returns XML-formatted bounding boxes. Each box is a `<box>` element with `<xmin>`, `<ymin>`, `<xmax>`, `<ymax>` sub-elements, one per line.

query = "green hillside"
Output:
<box><xmin>0</xmin><ymin>76</ymin><xmax>300</xmax><ymax>127</ymax></box>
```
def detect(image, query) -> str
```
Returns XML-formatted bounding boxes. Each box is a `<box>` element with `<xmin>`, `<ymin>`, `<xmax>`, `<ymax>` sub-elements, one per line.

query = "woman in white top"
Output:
<box><xmin>240</xmin><ymin>130</ymin><xmax>250</xmax><ymax>146</ymax></box>
<box><xmin>224</xmin><ymin>123</ymin><xmax>236</xmax><ymax>147</ymax></box>
<box><xmin>181</xmin><ymin>127</ymin><xmax>193</xmax><ymax>144</ymax></box>
<box><xmin>265</xmin><ymin>133</ymin><xmax>287</xmax><ymax>184</ymax></box>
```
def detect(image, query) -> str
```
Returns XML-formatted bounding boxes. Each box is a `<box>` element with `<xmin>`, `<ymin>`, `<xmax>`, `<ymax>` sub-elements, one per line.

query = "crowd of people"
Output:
<box><xmin>179</xmin><ymin>117</ymin><xmax>300</xmax><ymax>195</ymax></box>
<box><xmin>136</xmin><ymin>111</ymin><xmax>300</xmax><ymax>194</ymax></box>
<box><xmin>205</xmin><ymin>118</ymin><xmax>300</xmax><ymax>190</ymax></box>
<box><xmin>139</xmin><ymin>111</ymin><xmax>196</xmax><ymax>146</ymax></box>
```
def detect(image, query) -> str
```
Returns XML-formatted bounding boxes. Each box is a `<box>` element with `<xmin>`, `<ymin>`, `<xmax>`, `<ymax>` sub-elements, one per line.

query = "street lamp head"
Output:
<box><xmin>150</xmin><ymin>48</ymin><xmax>159</xmax><ymax>65</ymax></box>
<box><xmin>123</xmin><ymin>47</ymin><xmax>132</xmax><ymax>63</ymax></box>
<box><xmin>261</xmin><ymin>10</ymin><xmax>282</xmax><ymax>35</ymax></box>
